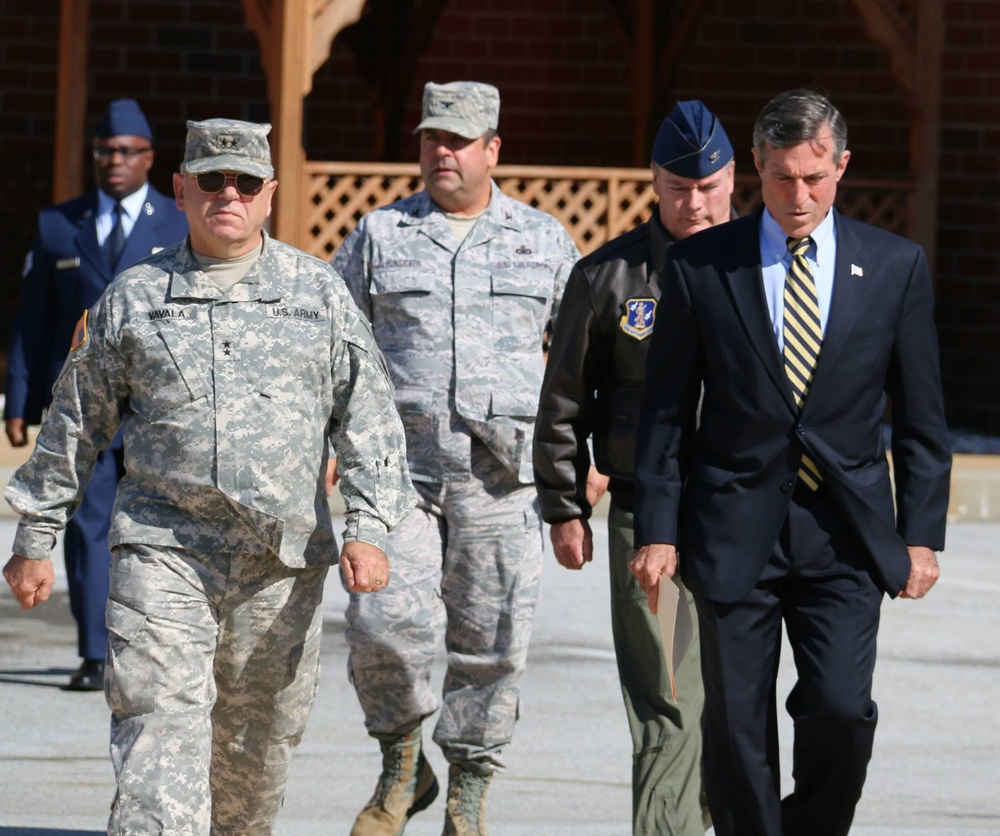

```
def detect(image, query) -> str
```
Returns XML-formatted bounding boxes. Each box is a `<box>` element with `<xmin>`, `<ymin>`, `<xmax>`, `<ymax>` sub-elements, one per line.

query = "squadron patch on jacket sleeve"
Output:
<box><xmin>620</xmin><ymin>297</ymin><xmax>656</xmax><ymax>340</ymax></box>
<box><xmin>70</xmin><ymin>310</ymin><xmax>89</xmax><ymax>351</ymax></box>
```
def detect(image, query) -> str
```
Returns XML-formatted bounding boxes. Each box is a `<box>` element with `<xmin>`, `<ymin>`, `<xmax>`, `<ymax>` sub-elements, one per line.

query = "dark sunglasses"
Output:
<box><xmin>193</xmin><ymin>171</ymin><xmax>267</xmax><ymax>197</ymax></box>
<box><xmin>93</xmin><ymin>145</ymin><xmax>153</xmax><ymax>162</ymax></box>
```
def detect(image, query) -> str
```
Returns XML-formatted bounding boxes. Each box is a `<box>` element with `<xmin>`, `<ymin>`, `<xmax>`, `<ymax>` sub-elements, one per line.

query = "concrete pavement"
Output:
<box><xmin>1</xmin><ymin>515</ymin><xmax>999</xmax><ymax>834</ymax></box>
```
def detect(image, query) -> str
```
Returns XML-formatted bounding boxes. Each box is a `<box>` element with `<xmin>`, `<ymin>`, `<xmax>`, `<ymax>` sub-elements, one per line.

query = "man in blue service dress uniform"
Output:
<box><xmin>4</xmin><ymin>98</ymin><xmax>188</xmax><ymax>690</ymax></box>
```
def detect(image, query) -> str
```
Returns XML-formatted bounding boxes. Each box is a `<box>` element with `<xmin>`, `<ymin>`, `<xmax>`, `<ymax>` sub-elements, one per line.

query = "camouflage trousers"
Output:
<box><xmin>105</xmin><ymin>543</ymin><xmax>327</xmax><ymax>835</ymax></box>
<box><xmin>608</xmin><ymin>503</ymin><xmax>710</xmax><ymax>836</ymax></box>
<box><xmin>346</xmin><ymin>441</ymin><xmax>543</xmax><ymax>771</ymax></box>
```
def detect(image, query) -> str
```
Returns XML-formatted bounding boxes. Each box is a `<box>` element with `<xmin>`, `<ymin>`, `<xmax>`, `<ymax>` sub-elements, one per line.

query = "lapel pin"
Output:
<box><xmin>851</xmin><ymin>264</ymin><xmax>864</xmax><ymax>277</ymax></box>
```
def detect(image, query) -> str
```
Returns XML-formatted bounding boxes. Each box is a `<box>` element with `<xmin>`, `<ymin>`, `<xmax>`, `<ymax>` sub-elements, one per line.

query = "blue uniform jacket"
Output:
<box><xmin>5</xmin><ymin>185</ymin><xmax>188</xmax><ymax>425</ymax></box>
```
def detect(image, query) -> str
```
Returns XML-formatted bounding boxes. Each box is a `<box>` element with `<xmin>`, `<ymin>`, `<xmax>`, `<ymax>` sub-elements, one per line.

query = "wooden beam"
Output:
<box><xmin>271</xmin><ymin>0</ymin><xmax>309</xmax><ymax>247</ymax></box>
<box><xmin>246</xmin><ymin>0</ymin><xmax>369</xmax><ymax>245</ymax></box>
<box><xmin>655</xmin><ymin>0</ymin><xmax>709</xmax><ymax>130</ymax></box>
<box><xmin>910</xmin><ymin>0</ymin><xmax>943</xmax><ymax>272</ymax></box>
<box><xmin>311</xmin><ymin>0</ymin><xmax>367</xmax><ymax>84</ymax></box>
<box><xmin>53</xmin><ymin>0</ymin><xmax>90</xmax><ymax>203</ymax></box>
<box><xmin>850</xmin><ymin>0</ymin><xmax>941</xmax><ymax>268</ymax></box>
<box><xmin>850</xmin><ymin>0</ymin><xmax>915</xmax><ymax>97</ymax></box>
<box><xmin>630</xmin><ymin>0</ymin><xmax>654</xmax><ymax>166</ymax></box>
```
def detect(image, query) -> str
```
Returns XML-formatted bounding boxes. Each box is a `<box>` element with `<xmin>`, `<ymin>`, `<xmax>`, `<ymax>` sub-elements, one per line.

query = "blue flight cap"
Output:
<box><xmin>95</xmin><ymin>99</ymin><xmax>153</xmax><ymax>141</ymax></box>
<box><xmin>651</xmin><ymin>100</ymin><xmax>733</xmax><ymax>178</ymax></box>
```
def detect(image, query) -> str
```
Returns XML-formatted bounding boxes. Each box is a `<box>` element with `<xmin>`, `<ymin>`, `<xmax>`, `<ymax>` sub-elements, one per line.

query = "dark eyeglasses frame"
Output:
<box><xmin>93</xmin><ymin>145</ymin><xmax>154</xmax><ymax>162</ymax></box>
<box><xmin>192</xmin><ymin>171</ymin><xmax>268</xmax><ymax>198</ymax></box>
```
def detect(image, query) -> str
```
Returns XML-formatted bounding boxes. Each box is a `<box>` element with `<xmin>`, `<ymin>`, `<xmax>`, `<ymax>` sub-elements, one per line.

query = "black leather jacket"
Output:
<box><xmin>534</xmin><ymin>212</ymin><xmax>675</xmax><ymax>521</ymax></box>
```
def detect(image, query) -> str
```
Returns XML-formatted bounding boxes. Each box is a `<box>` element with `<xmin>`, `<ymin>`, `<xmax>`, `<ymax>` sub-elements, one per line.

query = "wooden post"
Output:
<box><xmin>910</xmin><ymin>0</ymin><xmax>943</xmax><ymax>273</ymax></box>
<box><xmin>270</xmin><ymin>0</ymin><xmax>307</xmax><ymax>248</ymax></box>
<box><xmin>849</xmin><ymin>0</ymin><xmax>942</xmax><ymax>269</ymax></box>
<box><xmin>242</xmin><ymin>0</ymin><xmax>366</xmax><ymax>246</ymax></box>
<box><xmin>53</xmin><ymin>0</ymin><xmax>90</xmax><ymax>203</ymax></box>
<box><xmin>630</xmin><ymin>0</ymin><xmax>654</xmax><ymax>166</ymax></box>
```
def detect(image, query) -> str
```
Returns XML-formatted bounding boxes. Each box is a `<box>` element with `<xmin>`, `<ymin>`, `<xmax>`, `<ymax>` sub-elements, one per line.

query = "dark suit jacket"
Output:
<box><xmin>5</xmin><ymin>185</ymin><xmax>188</xmax><ymax>424</ymax></box>
<box><xmin>634</xmin><ymin>208</ymin><xmax>951</xmax><ymax>603</ymax></box>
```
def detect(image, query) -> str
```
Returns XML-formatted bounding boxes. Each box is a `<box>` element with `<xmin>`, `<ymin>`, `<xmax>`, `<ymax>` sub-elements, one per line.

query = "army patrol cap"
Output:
<box><xmin>413</xmin><ymin>81</ymin><xmax>500</xmax><ymax>140</ymax></box>
<box><xmin>652</xmin><ymin>100</ymin><xmax>734</xmax><ymax>179</ymax></box>
<box><xmin>182</xmin><ymin>118</ymin><xmax>275</xmax><ymax>178</ymax></box>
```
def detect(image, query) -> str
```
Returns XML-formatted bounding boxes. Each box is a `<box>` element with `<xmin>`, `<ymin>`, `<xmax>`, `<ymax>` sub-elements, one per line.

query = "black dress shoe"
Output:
<box><xmin>65</xmin><ymin>659</ymin><xmax>105</xmax><ymax>692</ymax></box>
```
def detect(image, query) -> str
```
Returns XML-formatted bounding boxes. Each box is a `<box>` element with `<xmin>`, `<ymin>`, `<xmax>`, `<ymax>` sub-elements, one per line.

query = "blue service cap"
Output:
<box><xmin>95</xmin><ymin>99</ymin><xmax>153</xmax><ymax>141</ymax></box>
<box><xmin>651</xmin><ymin>100</ymin><xmax>733</xmax><ymax>178</ymax></box>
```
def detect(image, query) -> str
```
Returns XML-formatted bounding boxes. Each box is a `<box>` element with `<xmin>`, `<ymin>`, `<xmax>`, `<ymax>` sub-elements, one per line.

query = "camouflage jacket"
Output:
<box><xmin>7</xmin><ymin>233</ymin><xmax>414</xmax><ymax>566</ymax></box>
<box><xmin>333</xmin><ymin>184</ymin><xmax>580</xmax><ymax>483</ymax></box>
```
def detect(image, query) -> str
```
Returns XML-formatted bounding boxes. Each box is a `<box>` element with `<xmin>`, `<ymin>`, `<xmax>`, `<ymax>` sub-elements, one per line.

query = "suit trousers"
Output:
<box><xmin>346</xmin><ymin>439</ymin><xmax>544</xmax><ymax>771</ymax></box>
<box><xmin>64</xmin><ymin>443</ymin><xmax>124</xmax><ymax>660</ymax></box>
<box><xmin>693</xmin><ymin>486</ymin><xmax>883</xmax><ymax>836</ymax></box>
<box><xmin>608</xmin><ymin>503</ymin><xmax>710</xmax><ymax>836</ymax></box>
<box><xmin>105</xmin><ymin>544</ymin><xmax>326</xmax><ymax>835</ymax></box>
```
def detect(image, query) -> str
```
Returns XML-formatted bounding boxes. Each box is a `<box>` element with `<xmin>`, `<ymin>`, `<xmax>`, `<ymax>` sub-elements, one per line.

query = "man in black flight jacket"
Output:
<box><xmin>534</xmin><ymin>100</ymin><xmax>736</xmax><ymax>836</ymax></box>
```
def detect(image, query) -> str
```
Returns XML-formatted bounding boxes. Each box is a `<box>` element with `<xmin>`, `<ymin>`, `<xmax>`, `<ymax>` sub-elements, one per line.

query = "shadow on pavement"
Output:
<box><xmin>0</xmin><ymin>667</ymin><xmax>75</xmax><ymax>688</ymax></box>
<box><xmin>0</xmin><ymin>831</ymin><xmax>103</xmax><ymax>835</ymax></box>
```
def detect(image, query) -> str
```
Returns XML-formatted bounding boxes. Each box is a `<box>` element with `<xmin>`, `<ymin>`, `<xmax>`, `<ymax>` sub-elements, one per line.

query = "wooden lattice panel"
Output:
<box><xmin>610</xmin><ymin>180</ymin><xmax>657</xmax><ymax>239</ymax></box>
<box><xmin>303</xmin><ymin>162</ymin><xmax>913</xmax><ymax>259</ymax></box>
<box><xmin>834</xmin><ymin>181</ymin><xmax>910</xmax><ymax>236</ymax></box>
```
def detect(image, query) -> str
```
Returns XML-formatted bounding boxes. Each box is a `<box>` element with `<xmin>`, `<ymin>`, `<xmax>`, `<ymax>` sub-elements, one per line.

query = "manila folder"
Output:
<box><xmin>655</xmin><ymin>575</ymin><xmax>694</xmax><ymax>702</ymax></box>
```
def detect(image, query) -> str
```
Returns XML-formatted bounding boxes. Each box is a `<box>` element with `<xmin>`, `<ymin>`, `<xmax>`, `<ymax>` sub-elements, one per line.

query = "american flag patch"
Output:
<box><xmin>70</xmin><ymin>310</ymin><xmax>89</xmax><ymax>351</ymax></box>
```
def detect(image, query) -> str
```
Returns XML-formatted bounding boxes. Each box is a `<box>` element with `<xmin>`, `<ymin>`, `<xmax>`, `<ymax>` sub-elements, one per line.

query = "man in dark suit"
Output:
<box><xmin>630</xmin><ymin>89</ymin><xmax>951</xmax><ymax>835</ymax></box>
<box><xmin>4</xmin><ymin>98</ymin><xmax>188</xmax><ymax>690</ymax></box>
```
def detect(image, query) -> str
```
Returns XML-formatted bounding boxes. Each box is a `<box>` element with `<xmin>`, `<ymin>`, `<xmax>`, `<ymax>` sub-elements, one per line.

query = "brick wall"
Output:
<box><xmin>0</xmin><ymin>1</ymin><xmax>61</xmax><ymax>342</ymax></box>
<box><xmin>669</xmin><ymin>0</ymin><xmax>910</xmax><ymax>182</ymax></box>
<box><xmin>0</xmin><ymin>0</ymin><xmax>997</xmax><ymax>432</ymax></box>
<box><xmin>307</xmin><ymin>0</ymin><xmax>634</xmax><ymax>166</ymax></box>
<box><xmin>0</xmin><ymin>0</ymin><xmax>269</xmax><ymax>368</ymax></box>
<box><xmin>935</xmin><ymin>0</ymin><xmax>1000</xmax><ymax>434</ymax></box>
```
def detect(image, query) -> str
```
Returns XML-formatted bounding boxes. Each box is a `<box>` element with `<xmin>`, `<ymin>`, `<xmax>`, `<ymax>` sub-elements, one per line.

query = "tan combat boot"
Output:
<box><xmin>351</xmin><ymin>727</ymin><xmax>439</xmax><ymax>836</ymax></box>
<box><xmin>442</xmin><ymin>762</ymin><xmax>492</xmax><ymax>836</ymax></box>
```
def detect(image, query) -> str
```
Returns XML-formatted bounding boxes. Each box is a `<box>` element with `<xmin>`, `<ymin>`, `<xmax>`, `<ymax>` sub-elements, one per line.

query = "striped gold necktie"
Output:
<box><xmin>783</xmin><ymin>236</ymin><xmax>823</xmax><ymax>490</ymax></box>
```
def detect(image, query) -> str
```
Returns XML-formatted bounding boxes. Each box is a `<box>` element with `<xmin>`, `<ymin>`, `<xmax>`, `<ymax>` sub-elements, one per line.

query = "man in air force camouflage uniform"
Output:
<box><xmin>2</xmin><ymin>118</ymin><xmax>413</xmax><ymax>835</ymax></box>
<box><xmin>333</xmin><ymin>81</ymin><xmax>580</xmax><ymax>835</ymax></box>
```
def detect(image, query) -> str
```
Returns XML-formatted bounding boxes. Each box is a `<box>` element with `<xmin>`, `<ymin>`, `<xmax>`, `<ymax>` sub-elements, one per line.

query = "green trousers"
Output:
<box><xmin>608</xmin><ymin>503</ymin><xmax>711</xmax><ymax>835</ymax></box>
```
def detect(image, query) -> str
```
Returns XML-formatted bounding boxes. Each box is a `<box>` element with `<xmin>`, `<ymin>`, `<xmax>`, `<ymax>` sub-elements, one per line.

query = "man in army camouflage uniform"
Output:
<box><xmin>2</xmin><ymin>118</ymin><xmax>413</xmax><ymax>835</ymax></box>
<box><xmin>534</xmin><ymin>100</ymin><xmax>737</xmax><ymax>835</ymax></box>
<box><xmin>333</xmin><ymin>81</ymin><xmax>580</xmax><ymax>835</ymax></box>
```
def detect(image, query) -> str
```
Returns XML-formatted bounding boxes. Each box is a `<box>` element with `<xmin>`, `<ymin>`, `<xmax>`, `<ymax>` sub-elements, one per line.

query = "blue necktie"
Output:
<box><xmin>104</xmin><ymin>203</ymin><xmax>126</xmax><ymax>273</ymax></box>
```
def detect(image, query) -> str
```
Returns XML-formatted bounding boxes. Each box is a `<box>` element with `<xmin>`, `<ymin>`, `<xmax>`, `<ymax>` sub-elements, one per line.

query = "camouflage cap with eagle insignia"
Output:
<box><xmin>181</xmin><ymin>118</ymin><xmax>274</xmax><ymax>178</ymax></box>
<box><xmin>414</xmin><ymin>81</ymin><xmax>500</xmax><ymax>140</ymax></box>
<box><xmin>651</xmin><ymin>100</ymin><xmax>733</xmax><ymax>179</ymax></box>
